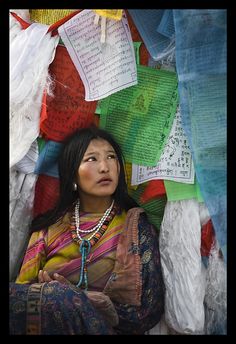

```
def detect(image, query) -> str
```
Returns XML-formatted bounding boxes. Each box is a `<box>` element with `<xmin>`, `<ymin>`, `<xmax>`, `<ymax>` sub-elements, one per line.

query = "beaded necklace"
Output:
<box><xmin>70</xmin><ymin>199</ymin><xmax>117</xmax><ymax>290</ymax></box>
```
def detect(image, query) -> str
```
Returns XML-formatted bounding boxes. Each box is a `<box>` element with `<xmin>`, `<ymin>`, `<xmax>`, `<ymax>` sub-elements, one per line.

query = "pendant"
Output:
<box><xmin>76</xmin><ymin>239</ymin><xmax>91</xmax><ymax>290</ymax></box>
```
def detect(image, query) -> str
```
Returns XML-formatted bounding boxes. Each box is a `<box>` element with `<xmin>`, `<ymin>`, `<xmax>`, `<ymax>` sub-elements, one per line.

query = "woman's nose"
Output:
<box><xmin>99</xmin><ymin>160</ymin><xmax>109</xmax><ymax>172</ymax></box>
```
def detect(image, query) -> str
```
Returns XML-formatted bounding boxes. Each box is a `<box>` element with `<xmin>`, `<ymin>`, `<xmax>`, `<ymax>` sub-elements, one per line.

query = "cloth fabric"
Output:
<box><xmin>201</xmin><ymin>219</ymin><xmax>215</xmax><ymax>257</ymax></box>
<box><xmin>85</xmin><ymin>290</ymin><xmax>119</xmax><ymax>327</ymax></box>
<box><xmin>39</xmin><ymin>44</ymin><xmax>98</xmax><ymax>142</ymax></box>
<box><xmin>11</xmin><ymin>10</ymin><xmax>31</xmax><ymax>22</ymax></box>
<box><xmin>130</xmin><ymin>182</ymin><xmax>167</xmax><ymax>230</ymax></box>
<box><xmin>11</xmin><ymin>207</ymin><xmax>164</xmax><ymax>334</ymax></box>
<box><xmin>126</xmin><ymin>11</ymin><xmax>150</xmax><ymax>66</ymax></box>
<box><xmin>159</xmin><ymin>199</ymin><xmax>206</xmax><ymax>334</ymax></box>
<box><xmin>16</xmin><ymin>210</ymin><xmax>126</xmax><ymax>290</ymax></box>
<box><xmin>93</xmin><ymin>10</ymin><xmax>123</xmax><ymax>21</ymax></box>
<box><xmin>204</xmin><ymin>243</ymin><xmax>227</xmax><ymax>334</ymax></box>
<box><xmin>10</xmin><ymin>13</ymin><xmax>59</xmax><ymax>167</ymax></box>
<box><xmin>173</xmin><ymin>10</ymin><xmax>227</xmax><ymax>260</ymax></box>
<box><xmin>140</xmin><ymin>180</ymin><xmax>166</xmax><ymax>203</ymax></box>
<box><xmin>10</xmin><ymin>10</ymin><xmax>149</xmax><ymax>164</ymax></box>
<box><xmin>10</xmin><ymin>168</ymin><xmax>38</xmax><ymax>281</ymax></box>
<box><xmin>10</xmin><ymin>282</ymin><xmax>116</xmax><ymax>335</ymax></box>
<box><xmin>33</xmin><ymin>174</ymin><xmax>60</xmax><ymax>218</ymax></box>
<box><xmin>30</xmin><ymin>9</ymin><xmax>77</xmax><ymax>25</ymax></box>
<box><xmin>111</xmin><ymin>210</ymin><xmax>164</xmax><ymax>334</ymax></box>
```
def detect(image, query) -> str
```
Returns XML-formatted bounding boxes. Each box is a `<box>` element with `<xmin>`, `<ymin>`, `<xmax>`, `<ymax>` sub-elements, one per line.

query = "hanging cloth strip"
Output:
<box><xmin>92</xmin><ymin>9</ymin><xmax>123</xmax><ymax>43</ymax></box>
<box><xmin>159</xmin><ymin>199</ymin><xmax>206</xmax><ymax>334</ymax></box>
<box><xmin>9</xmin><ymin>10</ymin><xmax>81</xmax><ymax>168</ymax></box>
<box><xmin>10</xmin><ymin>14</ymin><xmax>60</xmax><ymax>167</ymax></box>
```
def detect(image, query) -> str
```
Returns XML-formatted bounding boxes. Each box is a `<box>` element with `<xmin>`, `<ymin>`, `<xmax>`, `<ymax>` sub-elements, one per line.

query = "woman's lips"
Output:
<box><xmin>97</xmin><ymin>178</ymin><xmax>112</xmax><ymax>185</ymax></box>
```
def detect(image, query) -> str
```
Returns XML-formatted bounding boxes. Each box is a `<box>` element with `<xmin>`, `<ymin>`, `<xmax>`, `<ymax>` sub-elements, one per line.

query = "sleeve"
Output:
<box><xmin>15</xmin><ymin>230</ymin><xmax>47</xmax><ymax>284</ymax></box>
<box><xmin>113</xmin><ymin>213</ymin><xmax>165</xmax><ymax>334</ymax></box>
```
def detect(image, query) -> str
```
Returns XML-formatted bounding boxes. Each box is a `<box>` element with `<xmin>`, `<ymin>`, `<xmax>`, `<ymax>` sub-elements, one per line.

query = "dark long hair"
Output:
<box><xmin>30</xmin><ymin>126</ymin><xmax>137</xmax><ymax>233</ymax></box>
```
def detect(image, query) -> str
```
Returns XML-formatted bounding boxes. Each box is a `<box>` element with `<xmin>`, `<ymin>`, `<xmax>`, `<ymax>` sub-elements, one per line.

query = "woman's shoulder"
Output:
<box><xmin>124</xmin><ymin>207</ymin><xmax>148</xmax><ymax>230</ymax></box>
<box><xmin>126</xmin><ymin>207</ymin><xmax>158</xmax><ymax>233</ymax></box>
<box><xmin>126</xmin><ymin>206</ymin><xmax>145</xmax><ymax>216</ymax></box>
<box><xmin>126</xmin><ymin>206</ymin><xmax>148</xmax><ymax>220</ymax></box>
<box><xmin>48</xmin><ymin>212</ymin><xmax>71</xmax><ymax>229</ymax></box>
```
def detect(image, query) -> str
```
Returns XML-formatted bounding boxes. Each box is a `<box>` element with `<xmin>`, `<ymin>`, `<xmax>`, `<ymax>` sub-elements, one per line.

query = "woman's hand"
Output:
<box><xmin>38</xmin><ymin>270</ymin><xmax>71</xmax><ymax>286</ymax></box>
<box><xmin>38</xmin><ymin>270</ymin><xmax>53</xmax><ymax>283</ymax></box>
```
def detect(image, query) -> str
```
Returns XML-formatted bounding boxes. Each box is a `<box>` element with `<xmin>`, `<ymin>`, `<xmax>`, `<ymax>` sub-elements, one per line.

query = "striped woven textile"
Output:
<box><xmin>16</xmin><ymin>210</ymin><xmax>126</xmax><ymax>291</ymax></box>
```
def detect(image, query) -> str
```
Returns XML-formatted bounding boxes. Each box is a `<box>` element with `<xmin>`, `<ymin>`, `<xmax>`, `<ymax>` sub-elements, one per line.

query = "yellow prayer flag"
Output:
<box><xmin>92</xmin><ymin>10</ymin><xmax>123</xmax><ymax>21</ymax></box>
<box><xmin>30</xmin><ymin>9</ymin><xmax>76</xmax><ymax>25</ymax></box>
<box><xmin>125</xmin><ymin>163</ymin><xmax>138</xmax><ymax>190</ymax></box>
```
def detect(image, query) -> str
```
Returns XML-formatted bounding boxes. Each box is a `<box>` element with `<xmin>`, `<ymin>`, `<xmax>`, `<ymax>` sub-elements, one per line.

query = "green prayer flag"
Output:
<box><xmin>37</xmin><ymin>137</ymin><xmax>46</xmax><ymax>153</ymax></box>
<box><xmin>130</xmin><ymin>183</ymin><xmax>167</xmax><ymax>230</ymax></box>
<box><xmin>133</xmin><ymin>41</ymin><xmax>142</xmax><ymax>65</ymax></box>
<box><xmin>99</xmin><ymin>64</ymin><xmax>178</xmax><ymax>166</ymax></box>
<box><xmin>164</xmin><ymin>178</ymin><xmax>204</xmax><ymax>202</ymax></box>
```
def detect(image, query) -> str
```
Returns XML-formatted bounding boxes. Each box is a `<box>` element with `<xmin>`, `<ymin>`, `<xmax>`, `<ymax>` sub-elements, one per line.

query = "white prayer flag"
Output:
<box><xmin>58</xmin><ymin>9</ymin><xmax>137</xmax><ymax>101</ymax></box>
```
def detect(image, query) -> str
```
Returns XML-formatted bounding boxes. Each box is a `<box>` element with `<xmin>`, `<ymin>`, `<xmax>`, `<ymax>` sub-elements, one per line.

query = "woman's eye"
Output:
<box><xmin>86</xmin><ymin>157</ymin><xmax>96</xmax><ymax>162</ymax></box>
<box><xmin>107</xmin><ymin>154</ymin><xmax>117</xmax><ymax>159</ymax></box>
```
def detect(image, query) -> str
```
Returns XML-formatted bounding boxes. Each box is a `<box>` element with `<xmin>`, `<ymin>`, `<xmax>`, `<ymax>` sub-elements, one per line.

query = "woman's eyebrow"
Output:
<box><xmin>84</xmin><ymin>151</ymin><xmax>97</xmax><ymax>156</ymax></box>
<box><xmin>84</xmin><ymin>149</ymin><xmax>116</xmax><ymax>156</ymax></box>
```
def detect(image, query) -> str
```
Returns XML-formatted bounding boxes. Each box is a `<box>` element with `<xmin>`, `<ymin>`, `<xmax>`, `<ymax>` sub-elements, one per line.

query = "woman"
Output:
<box><xmin>10</xmin><ymin>126</ymin><xmax>164</xmax><ymax>335</ymax></box>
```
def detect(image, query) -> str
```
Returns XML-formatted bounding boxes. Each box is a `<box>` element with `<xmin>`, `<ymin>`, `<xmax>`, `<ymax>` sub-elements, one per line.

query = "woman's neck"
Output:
<box><xmin>78</xmin><ymin>196</ymin><xmax>113</xmax><ymax>213</ymax></box>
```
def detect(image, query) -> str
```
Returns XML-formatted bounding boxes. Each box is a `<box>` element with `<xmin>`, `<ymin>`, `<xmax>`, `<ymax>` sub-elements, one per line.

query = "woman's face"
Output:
<box><xmin>77</xmin><ymin>138</ymin><xmax>120</xmax><ymax>201</ymax></box>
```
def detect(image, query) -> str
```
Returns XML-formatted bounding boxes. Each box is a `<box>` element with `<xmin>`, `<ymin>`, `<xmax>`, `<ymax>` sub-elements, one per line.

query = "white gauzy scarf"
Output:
<box><xmin>159</xmin><ymin>199</ymin><xmax>208</xmax><ymax>334</ymax></box>
<box><xmin>10</xmin><ymin>13</ymin><xmax>59</xmax><ymax>167</ymax></box>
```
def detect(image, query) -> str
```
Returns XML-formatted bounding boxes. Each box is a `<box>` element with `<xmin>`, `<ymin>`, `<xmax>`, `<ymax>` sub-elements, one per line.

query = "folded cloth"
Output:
<box><xmin>85</xmin><ymin>291</ymin><xmax>119</xmax><ymax>327</ymax></box>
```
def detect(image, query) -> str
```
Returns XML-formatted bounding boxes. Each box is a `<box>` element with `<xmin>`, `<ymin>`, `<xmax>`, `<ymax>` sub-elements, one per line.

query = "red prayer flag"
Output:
<box><xmin>140</xmin><ymin>180</ymin><xmax>166</xmax><ymax>203</ymax></box>
<box><xmin>200</xmin><ymin>219</ymin><xmax>216</xmax><ymax>257</ymax></box>
<box><xmin>40</xmin><ymin>45</ymin><xmax>98</xmax><ymax>142</ymax></box>
<box><xmin>33</xmin><ymin>174</ymin><xmax>60</xmax><ymax>217</ymax></box>
<box><xmin>39</xmin><ymin>90</ymin><xmax>48</xmax><ymax>127</ymax></box>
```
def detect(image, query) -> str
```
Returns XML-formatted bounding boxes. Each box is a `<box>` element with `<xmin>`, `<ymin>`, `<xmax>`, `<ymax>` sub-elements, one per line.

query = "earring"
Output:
<box><xmin>73</xmin><ymin>183</ymin><xmax>78</xmax><ymax>191</ymax></box>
